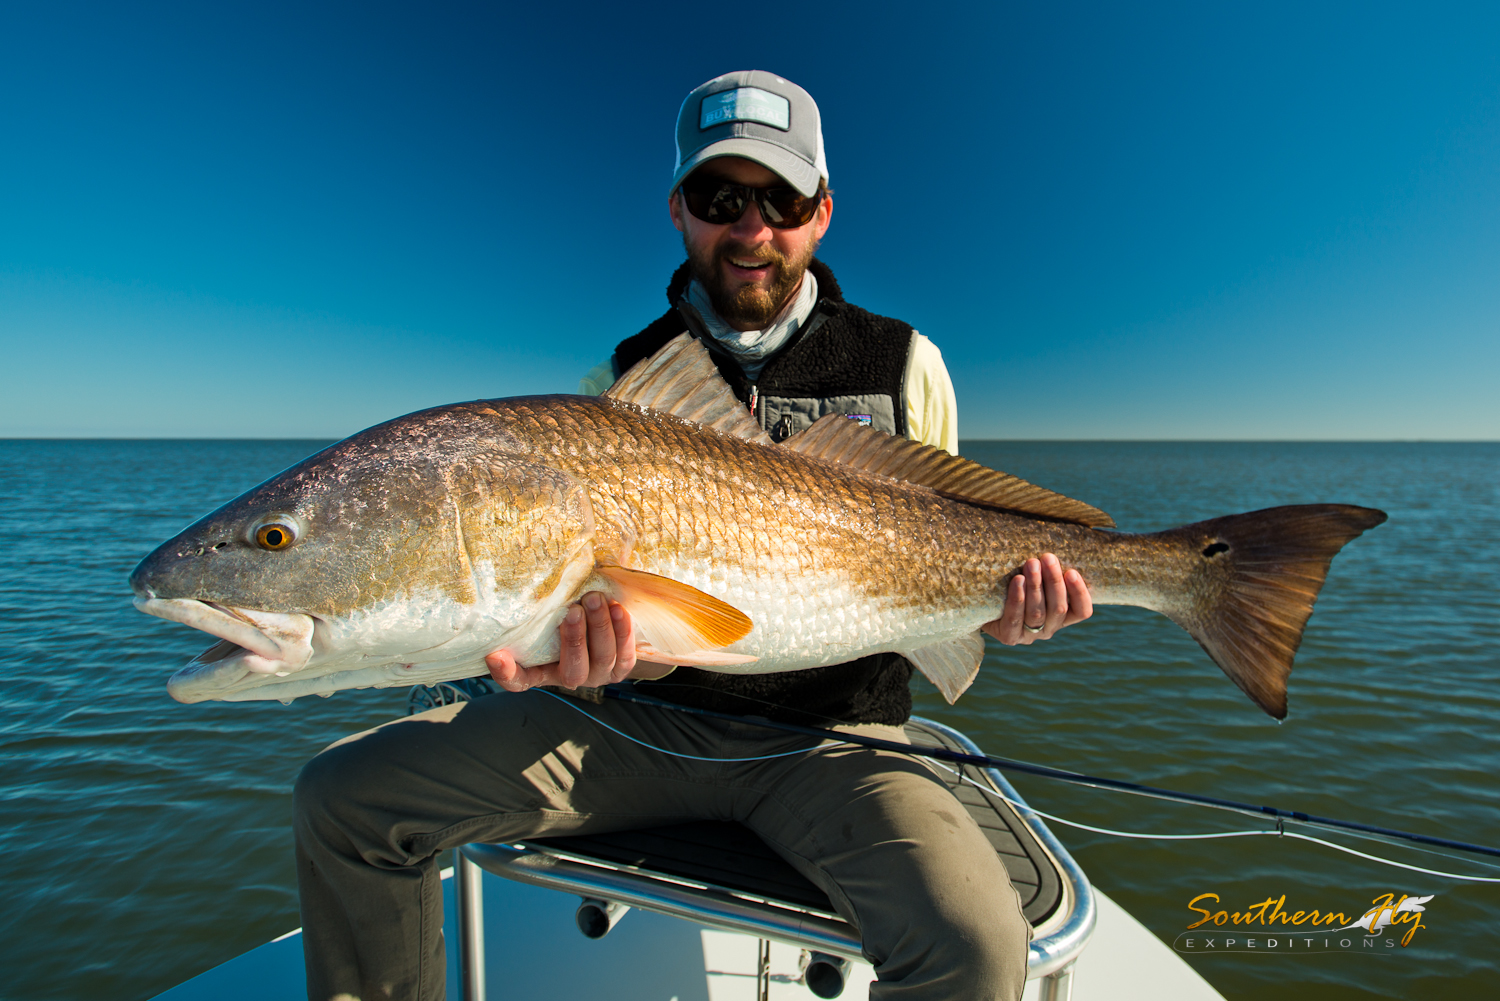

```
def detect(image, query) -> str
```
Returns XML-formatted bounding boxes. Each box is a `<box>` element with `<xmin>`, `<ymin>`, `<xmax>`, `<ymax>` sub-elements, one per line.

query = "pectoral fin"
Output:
<box><xmin>595</xmin><ymin>565</ymin><xmax>754</xmax><ymax>657</ymax></box>
<box><xmin>904</xmin><ymin>632</ymin><xmax>985</xmax><ymax>704</ymax></box>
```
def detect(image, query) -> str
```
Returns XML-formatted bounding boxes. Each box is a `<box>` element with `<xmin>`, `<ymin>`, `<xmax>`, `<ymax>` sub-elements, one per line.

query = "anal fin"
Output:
<box><xmin>904</xmin><ymin>632</ymin><xmax>985</xmax><ymax>704</ymax></box>
<box><xmin>594</xmin><ymin>565</ymin><xmax>754</xmax><ymax>658</ymax></box>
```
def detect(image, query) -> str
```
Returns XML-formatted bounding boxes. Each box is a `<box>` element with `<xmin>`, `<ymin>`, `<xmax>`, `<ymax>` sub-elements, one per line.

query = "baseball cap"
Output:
<box><xmin>670</xmin><ymin>70</ymin><xmax>829</xmax><ymax>198</ymax></box>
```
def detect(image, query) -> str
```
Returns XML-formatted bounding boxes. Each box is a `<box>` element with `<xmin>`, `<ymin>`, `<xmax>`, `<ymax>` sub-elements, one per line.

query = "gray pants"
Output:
<box><xmin>293</xmin><ymin>691</ymin><xmax>1030</xmax><ymax>1001</ymax></box>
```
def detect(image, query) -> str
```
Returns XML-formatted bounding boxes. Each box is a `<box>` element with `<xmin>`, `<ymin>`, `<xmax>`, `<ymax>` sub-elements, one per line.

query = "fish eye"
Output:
<box><xmin>254</xmin><ymin>522</ymin><xmax>298</xmax><ymax>551</ymax></box>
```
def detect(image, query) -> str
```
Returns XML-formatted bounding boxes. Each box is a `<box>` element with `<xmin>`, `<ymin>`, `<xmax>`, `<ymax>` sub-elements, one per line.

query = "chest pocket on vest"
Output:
<box><xmin>761</xmin><ymin>394</ymin><xmax>899</xmax><ymax>442</ymax></box>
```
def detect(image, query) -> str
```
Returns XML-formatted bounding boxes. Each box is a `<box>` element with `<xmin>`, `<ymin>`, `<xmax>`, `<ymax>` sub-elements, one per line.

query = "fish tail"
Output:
<box><xmin>1158</xmin><ymin>504</ymin><xmax>1386</xmax><ymax>719</ymax></box>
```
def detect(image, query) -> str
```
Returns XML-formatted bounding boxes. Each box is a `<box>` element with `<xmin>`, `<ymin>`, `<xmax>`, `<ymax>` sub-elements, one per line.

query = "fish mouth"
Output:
<box><xmin>133</xmin><ymin>598</ymin><xmax>319</xmax><ymax>703</ymax></box>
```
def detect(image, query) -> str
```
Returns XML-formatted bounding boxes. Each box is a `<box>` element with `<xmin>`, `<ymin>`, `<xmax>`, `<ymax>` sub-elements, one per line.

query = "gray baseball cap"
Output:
<box><xmin>670</xmin><ymin>70</ymin><xmax>829</xmax><ymax>198</ymax></box>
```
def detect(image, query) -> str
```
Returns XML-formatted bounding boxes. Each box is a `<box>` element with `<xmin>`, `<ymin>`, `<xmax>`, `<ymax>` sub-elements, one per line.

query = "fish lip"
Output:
<box><xmin>168</xmin><ymin>648</ymin><xmax>255</xmax><ymax>703</ymax></box>
<box><xmin>135</xmin><ymin>597</ymin><xmax>322</xmax><ymax>702</ymax></box>
<box><xmin>134</xmin><ymin>597</ymin><xmax>287</xmax><ymax>661</ymax></box>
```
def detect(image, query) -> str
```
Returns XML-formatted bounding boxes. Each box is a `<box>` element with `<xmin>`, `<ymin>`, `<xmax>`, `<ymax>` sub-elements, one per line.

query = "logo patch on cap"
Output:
<box><xmin>700</xmin><ymin>87</ymin><xmax>791</xmax><ymax>131</ymax></box>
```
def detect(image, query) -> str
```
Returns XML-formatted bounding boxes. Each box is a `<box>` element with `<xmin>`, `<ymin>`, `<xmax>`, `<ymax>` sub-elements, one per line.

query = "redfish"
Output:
<box><xmin>131</xmin><ymin>336</ymin><xmax>1384</xmax><ymax>717</ymax></box>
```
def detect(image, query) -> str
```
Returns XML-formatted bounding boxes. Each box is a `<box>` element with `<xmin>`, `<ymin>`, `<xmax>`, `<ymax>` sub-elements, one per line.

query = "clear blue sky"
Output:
<box><xmin>2</xmin><ymin>1</ymin><xmax>1495</xmax><ymax>439</ymax></box>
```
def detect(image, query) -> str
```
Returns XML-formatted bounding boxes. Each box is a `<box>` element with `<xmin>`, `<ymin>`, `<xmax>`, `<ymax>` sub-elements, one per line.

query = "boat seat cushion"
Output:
<box><xmin>527</xmin><ymin>718</ymin><xmax>1064</xmax><ymax>928</ymax></box>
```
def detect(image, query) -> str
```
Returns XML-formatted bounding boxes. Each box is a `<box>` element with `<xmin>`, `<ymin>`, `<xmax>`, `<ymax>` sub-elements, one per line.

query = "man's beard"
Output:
<box><xmin>685</xmin><ymin>236</ymin><xmax>817</xmax><ymax>328</ymax></box>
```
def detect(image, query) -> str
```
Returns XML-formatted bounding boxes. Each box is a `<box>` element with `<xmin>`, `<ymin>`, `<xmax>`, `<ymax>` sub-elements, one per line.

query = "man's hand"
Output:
<box><xmin>983</xmin><ymin>553</ymin><xmax>1093</xmax><ymax>646</ymax></box>
<box><xmin>486</xmin><ymin>592</ymin><xmax>638</xmax><ymax>691</ymax></box>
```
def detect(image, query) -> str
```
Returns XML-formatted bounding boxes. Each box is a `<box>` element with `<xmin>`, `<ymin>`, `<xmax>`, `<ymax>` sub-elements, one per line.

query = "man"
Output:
<box><xmin>294</xmin><ymin>70</ymin><xmax>1092</xmax><ymax>1001</ymax></box>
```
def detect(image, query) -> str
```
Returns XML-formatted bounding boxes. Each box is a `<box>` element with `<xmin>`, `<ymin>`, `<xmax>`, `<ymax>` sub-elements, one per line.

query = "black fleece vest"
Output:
<box><xmin>611</xmin><ymin>258</ymin><xmax>918</xmax><ymax>727</ymax></box>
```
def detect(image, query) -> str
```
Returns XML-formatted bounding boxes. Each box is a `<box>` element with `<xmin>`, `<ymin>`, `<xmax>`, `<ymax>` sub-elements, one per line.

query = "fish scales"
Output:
<box><xmin>491</xmin><ymin>396</ymin><xmax>1156</xmax><ymax>666</ymax></box>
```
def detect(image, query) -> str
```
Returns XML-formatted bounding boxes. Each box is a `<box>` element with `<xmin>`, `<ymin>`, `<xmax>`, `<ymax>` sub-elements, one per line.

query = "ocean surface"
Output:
<box><xmin>1</xmin><ymin>439</ymin><xmax>1496</xmax><ymax>1000</ymax></box>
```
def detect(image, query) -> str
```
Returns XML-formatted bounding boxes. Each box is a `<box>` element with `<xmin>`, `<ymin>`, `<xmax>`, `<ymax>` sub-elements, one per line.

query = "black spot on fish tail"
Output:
<box><xmin>1160</xmin><ymin>504</ymin><xmax>1387</xmax><ymax>720</ymax></box>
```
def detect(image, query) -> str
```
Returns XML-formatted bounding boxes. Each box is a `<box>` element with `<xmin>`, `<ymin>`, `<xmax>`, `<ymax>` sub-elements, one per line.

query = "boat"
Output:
<box><xmin>151</xmin><ymin>678</ymin><xmax>1229</xmax><ymax>1000</ymax></box>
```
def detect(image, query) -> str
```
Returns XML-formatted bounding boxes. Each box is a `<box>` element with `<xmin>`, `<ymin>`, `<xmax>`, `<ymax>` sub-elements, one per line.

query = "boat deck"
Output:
<box><xmin>153</xmin><ymin>869</ymin><xmax>1225</xmax><ymax>1000</ymax></box>
<box><xmin>153</xmin><ymin>687</ymin><xmax>1225</xmax><ymax>1000</ymax></box>
<box><xmin>153</xmin><ymin>714</ymin><xmax>1226</xmax><ymax>1000</ymax></box>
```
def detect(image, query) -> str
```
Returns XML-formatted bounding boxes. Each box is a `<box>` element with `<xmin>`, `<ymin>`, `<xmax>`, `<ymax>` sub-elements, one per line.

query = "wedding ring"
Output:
<box><xmin>1024</xmin><ymin>622</ymin><xmax>1045</xmax><ymax>634</ymax></box>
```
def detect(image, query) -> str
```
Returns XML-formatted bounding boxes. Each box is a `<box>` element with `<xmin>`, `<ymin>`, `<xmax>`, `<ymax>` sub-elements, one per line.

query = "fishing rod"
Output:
<box><xmin>599</xmin><ymin>685</ymin><xmax>1500</xmax><ymax>862</ymax></box>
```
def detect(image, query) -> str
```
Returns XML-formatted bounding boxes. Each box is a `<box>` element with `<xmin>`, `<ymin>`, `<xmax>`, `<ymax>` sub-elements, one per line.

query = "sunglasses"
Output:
<box><xmin>679</xmin><ymin>175</ymin><xmax>825</xmax><ymax>229</ymax></box>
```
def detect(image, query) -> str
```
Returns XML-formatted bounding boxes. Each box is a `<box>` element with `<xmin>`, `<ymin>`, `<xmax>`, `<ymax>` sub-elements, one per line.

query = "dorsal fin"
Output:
<box><xmin>603</xmin><ymin>333</ymin><xmax>772</xmax><ymax>444</ymax></box>
<box><xmin>784</xmin><ymin>414</ymin><xmax>1116</xmax><ymax>528</ymax></box>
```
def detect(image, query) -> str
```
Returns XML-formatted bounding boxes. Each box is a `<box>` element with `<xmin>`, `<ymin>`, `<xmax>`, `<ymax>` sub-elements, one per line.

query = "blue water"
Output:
<box><xmin>1</xmin><ymin>439</ymin><xmax>1496</xmax><ymax>1000</ymax></box>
